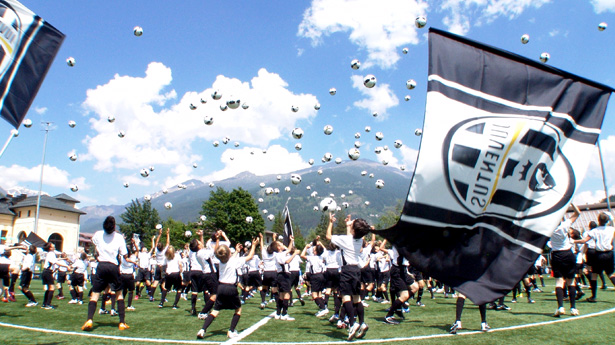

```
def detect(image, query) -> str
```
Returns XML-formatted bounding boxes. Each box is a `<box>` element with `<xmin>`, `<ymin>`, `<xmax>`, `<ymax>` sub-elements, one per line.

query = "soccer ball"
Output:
<box><xmin>277</xmin><ymin>175</ymin><xmax>282</xmax><ymax>180</ymax></box>
<box><xmin>308</xmin><ymin>159</ymin><xmax>314</xmax><ymax>165</ymax></box>
<box><xmin>213</xmin><ymin>141</ymin><xmax>219</xmax><ymax>147</ymax></box>
<box><xmin>375</xmin><ymin>132</ymin><xmax>384</xmax><ymax>141</ymax></box>
<box><xmin>227</xmin><ymin>98</ymin><xmax>240</xmax><ymax>109</ymax></box>
<box><xmin>400</xmin><ymin>165</ymin><xmax>406</xmax><ymax>171</ymax></box>
<box><xmin>234</xmin><ymin>142</ymin><xmax>240</xmax><ymax>147</ymax></box>
<box><xmin>348</xmin><ymin>190</ymin><xmax>354</xmax><ymax>194</ymax></box>
<box><xmin>149</xmin><ymin>166</ymin><xmax>155</xmax><ymax>171</ymax></box>
<box><xmin>118</xmin><ymin>130</ymin><xmax>125</xmax><ymax>138</ymax></box>
<box><xmin>107</xmin><ymin>115</ymin><xmax>115</xmax><ymax>123</ymax></box>
<box><xmin>68</xmin><ymin>120</ymin><xmax>76</xmax><ymax>128</ymax></box>
<box><xmin>363</xmin><ymin>75</ymin><xmax>377</xmax><ymax>88</ymax></box>
<box><xmin>291</xmin><ymin>173</ymin><xmax>302</xmax><ymax>185</ymax></box>
<box><xmin>140</xmin><ymin>169</ymin><xmax>149</xmax><ymax>177</ymax></box>
<box><xmin>314</xmin><ymin>103</ymin><xmax>321</xmax><ymax>110</ymax></box>
<box><xmin>144</xmin><ymin>194</ymin><xmax>151</xmax><ymax>201</ymax></box>
<box><xmin>241</xmin><ymin>103</ymin><xmax>249</xmax><ymax>109</ymax></box>
<box><xmin>335</xmin><ymin>157</ymin><xmax>342</xmax><ymax>164</ymax></box>
<box><xmin>246</xmin><ymin>216</ymin><xmax>253</xmax><ymax>224</ymax></box>
<box><xmin>265</xmin><ymin>187</ymin><xmax>274</xmax><ymax>195</ymax></box>
<box><xmin>329</xmin><ymin>88</ymin><xmax>337</xmax><ymax>95</ymax></box>
<box><xmin>284</xmin><ymin>186</ymin><xmax>291</xmax><ymax>192</ymax></box>
<box><xmin>295</xmin><ymin>143</ymin><xmax>302</xmax><ymax>151</ymax></box>
<box><xmin>189</xmin><ymin>103</ymin><xmax>197</xmax><ymax>110</ymax></box>
<box><xmin>361</xmin><ymin>170</ymin><xmax>367</xmax><ymax>176</ymax></box>
<box><xmin>319</xmin><ymin>197</ymin><xmax>337</xmax><ymax>212</ymax></box>
<box><xmin>274</xmin><ymin>188</ymin><xmax>280</xmax><ymax>194</ymax></box>
<box><xmin>193</xmin><ymin>163</ymin><xmax>198</xmax><ymax>168</ymax></box>
<box><xmin>244</xmin><ymin>241</ymin><xmax>252</xmax><ymax>248</ymax></box>
<box><xmin>372</xmin><ymin>112</ymin><xmax>378</xmax><ymax>118</ymax></box>
<box><xmin>324</xmin><ymin>177</ymin><xmax>331</xmax><ymax>184</ymax></box>
<box><xmin>66</xmin><ymin>57</ymin><xmax>75</xmax><ymax>67</ymax></box>
<box><xmin>292</xmin><ymin>128</ymin><xmax>304</xmax><ymax>139</ymax></box>
<box><xmin>415</xmin><ymin>16</ymin><xmax>427</xmax><ymax>28</ymax></box>
<box><xmin>365</xmin><ymin>126</ymin><xmax>371</xmax><ymax>132</ymax></box>
<box><xmin>212</xmin><ymin>90</ymin><xmax>222</xmax><ymax>100</ymax></box>
<box><xmin>70</xmin><ymin>184</ymin><xmax>78</xmax><ymax>192</ymax></box>
<box><xmin>374</xmin><ymin>147</ymin><xmax>382</xmax><ymax>154</ymax></box>
<box><xmin>323</xmin><ymin>125</ymin><xmax>333</xmax><ymax>135</ymax></box>
<box><xmin>323</xmin><ymin>153</ymin><xmax>332</xmax><ymax>162</ymax></box>
<box><xmin>162</xmin><ymin>188</ymin><xmax>168</xmax><ymax>194</ymax></box>
<box><xmin>406</xmin><ymin>79</ymin><xmax>417</xmax><ymax>90</ymax></box>
<box><xmin>383</xmin><ymin>145</ymin><xmax>389</xmax><ymax>151</ymax></box>
<box><xmin>394</xmin><ymin>140</ymin><xmax>403</xmax><ymax>148</ymax></box>
<box><xmin>200</xmin><ymin>98</ymin><xmax>207</xmax><ymax>104</ymax></box>
<box><xmin>133</xmin><ymin>26</ymin><xmax>143</xmax><ymax>36</ymax></box>
<box><xmin>222</xmin><ymin>137</ymin><xmax>230</xmax><ymax>144</ymax></box>
<box><xmin>267</xmin><ymin>214</ymin><xmax>275</xmax><ymax>221</ymax></box>
<box><xmin>23</xmin><ymin>119</ymin><xmax>32</xmax><ymax>128</ymax></box>
<box><xmin>521</xmin><ymin>34</ymin><xmax>530</xmax><ymax>44</ymax></box>
<box><xmin>313</xmin><ymin>206</ymin><xmax>319</xmax><ymax>212</ymax></box>
<box><xmin>185</xmin><ymin>230</ymin><xmax>192</xmax><ymax>238</ymax></box>
<box><xmin>415</xmin><ymin>128</ymin><xmax>422</xmax><ymax>136</ymax></box>
<box><xmin>311</xmin><ymin>191</ymin><xmax>318</xmax><ymax>198</ymax></box>
<box><xmin>204</xmin><ymin>116</ymin><xmax>214</xmax><ymax>125</ymax></box>
<box><xmin>220</xmin><ymin>104</ymin><xmax>228</xmax><ymax>111</ymax></box>
<box><xmin>402</xmin><ymin>47</ymin><xmax>409</xmax><ymax>54</ymax></box>
<box><xmin>262</xmin><ymin>149</ymin><xmax>267</xmax><ymax>154</ymax></box>
<box><xmin>404</xmin><ymin>95</ymin><xmax>411</xmax><ymax>101</ymax></box>
<box><xmin>369</xmin><ymin>173</ymin><xmax>375</xmax><ymax>178</ymax></box>
<box><xmin>291</xmin><ymin>105</ymin><xmax>299</xmax><ymax>112</ymax></box>
<box><xmin>258</xmin><ymin>198</ymin><xmax>264</xmax><ymax>203</ymax></box>
<box><xmin>365</xmin><ymin>201</ymin><xmax>370</xmax><ymax>206</ymax></box>
<box><xmin>262</xmin><ymin>209</ymin><xmax>268</xmax><ymax>214</ymax></box>
<box><xmin>354</xmin><ymin>141</ymin><xmax>361</xmax><ymax>148</ymax></box>
<box><xmin>164</xmin><ymin>202</ymin><xmax>172</xmax><ymax>209</ymax></box>
<box><xmin>354</xmin><ymin>132</ymin><xmax>361</xmax><ymax>139</ymax></box>
<box><xmin>69</xmin><ymin>153</ymin><xmax>77</xmax><ymax>161</ymax></box>
<box><xmin>350</xmin><ymin>59</ymin><xmax>361</xmax><ymax>70</ymax></box>
<box><xmin>156</xmin><ymin>224</ymin><xmax>163</xmax><ymax>230</ymax></box>
<box><xmin>317</xmin><ymin>169</ymin><xmax>323</xmax><ymax>175</ymax></box>
<box><xmin>376</xmin><ymin>179</ymin><xmax>385</xmax><ymax>189</ymax></box>
<box><xmin>200</xmin><ymin>215</ymin><xmax>207</xmax><ymax>221</ymax></box>
<box><xmin>209</xmin><ymin>182</ymin><xmax>215</xmax><ymax>187</ymax></box>
<box><xmin>259</xmin><ymin>182</ymin><xmax>266</xmax><ymax>188</ymax></box>
<box><xmin>123</xmin><ymin>182</ymin><xmax>130</xmax><ymax>188</ymax></box>
<box><xmin>599</xmin><ymin>22</ymin><xmax>608</xmax><ymax>31</ymax></box>
<box><xmin>342</xmin><ymin>202</ymin><xmax>349</xmax><ymax>208</ymax></box>
<box><xmin>539</xmin><ymin>52</ymin><xmax>550</xmax><ymax>63</ymax></box>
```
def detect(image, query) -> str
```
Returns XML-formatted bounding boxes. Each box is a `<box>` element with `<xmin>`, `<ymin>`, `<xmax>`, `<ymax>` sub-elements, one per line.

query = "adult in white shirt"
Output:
<box><xmin>326</xmin><ymin>213</ymin><xmax>371</xmax><ymax>341</ymax></box>
<box><xmin>82</xmin><ymin>216</ymin><xmax>129</xmax><ymax>331</ymax></box>
<box><xmin>197</xmin><ymin>237</ymin><xmax>259</xmax><ymax>340</ymax></box>
<box><xmin>574</xmin><ymin>211</ymin><xmax>615</xmax><ymax>302</ymax></box>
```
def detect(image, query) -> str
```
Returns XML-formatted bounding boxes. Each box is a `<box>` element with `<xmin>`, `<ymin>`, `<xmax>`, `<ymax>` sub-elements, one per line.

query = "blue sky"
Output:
<box><xmin>1</xmin><ymin>0</ymin><xmax>614</xmax><ymax>208</ymax></box>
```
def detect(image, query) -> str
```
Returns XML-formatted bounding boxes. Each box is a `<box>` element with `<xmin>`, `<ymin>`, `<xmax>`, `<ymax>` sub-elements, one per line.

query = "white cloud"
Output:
<box><xmin>399</xmin><ymin>145</ymin><xmax>419</xmax><ymax>169</ymax></box>
<box><xmin>0</xmin><ymin>164</ymin><xmax>88</xmax><ymax>190</ymax></box>
<box><xmin>591</xmin><ymin>0</ymin><xmax>615</xmax><ymax>13</ymax></box>
<box><xmin>351</xmin><ymin>75</ymin><xmax>399</xmax><ymax>121</ymax></box>
<box><xmin>549</xmin><ymin>29</ymin><xmax>560</xmax><ymax>37</ymax></box>
<box><xmin>34</xmin><ymin>107</ymin><xmax>47</xmax><ymax>115</ymax></box>
<box><xmin>573</xmin><ymin>189</ymin><xmax>608</xmax><ymax>205</ymax></box>
<box><xmin>573</xmin><ymin>135</ymin><xmax>615</xmax><ymax>204</ymax></box>
<box><xmin>81</xmin><ymin>63</ymin><xmax>318</xmax><ymax>177</ymax></box>
<box><xmin>298</xmin><ymin>0</ymin><xmax>429</xmax><ymax>69</ymax></box>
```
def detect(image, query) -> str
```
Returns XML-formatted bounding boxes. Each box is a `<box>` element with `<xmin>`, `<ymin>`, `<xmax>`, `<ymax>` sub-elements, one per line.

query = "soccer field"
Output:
<box><xmin>2</xmin><ymin>278</ymin><xmax>615</xmax><ymax>344</ymax></box>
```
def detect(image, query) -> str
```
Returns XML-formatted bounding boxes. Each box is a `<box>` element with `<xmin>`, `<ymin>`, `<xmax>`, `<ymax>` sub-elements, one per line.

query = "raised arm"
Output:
<box><xmin>569</xmin><ymin>204</ymin><xmax>581</xmax><ymax>225</ymax></box>
<box><xmin>244</xmin><ymin>237</ymin><xmax>260</xmax><ymax>262</ymax></box>
<box><xmin>300</xmin><ymin>243</ymin><xmax>311</xmax><ymax>260</ymax></box>
<box><xmin>165</xmin><ymin>228</ymin><xmax>170</xmax><ymax>247</ymax></box>
<box><xmin>326</xmin><ymin>212</ymin><xmax>336</xmax><ymax>241</ymax></box>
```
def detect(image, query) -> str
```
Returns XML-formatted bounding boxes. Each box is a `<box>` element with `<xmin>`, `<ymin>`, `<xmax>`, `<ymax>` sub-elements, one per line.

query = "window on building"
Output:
<box><xmin>18</xmin><ymin>211</ymin><xmax>21</xmax><ymax>217</ymax></box>
<box><xmin>48</xmin><ymin>233</ymin><xmax>63</xmax><ymax>252</ymax></box>
<box><xmin>27</xmin><ymin>210</ymin><xmax>31</xmax><ymax>217</ymax></box>
<box><xmin>0</xmin><ymin>230</ymin><xmax>6</xmax><ymax>245</ymax></box>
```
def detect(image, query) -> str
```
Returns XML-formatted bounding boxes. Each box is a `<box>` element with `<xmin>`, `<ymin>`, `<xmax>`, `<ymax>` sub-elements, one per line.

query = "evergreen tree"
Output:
<box><xmin>162</xmin><ymin>217</ymin><xmax>190</xmax><ymax>249</ymax></box>
<box><xmin>271</xmin><ymin>211</ymin><xmax>284</xmax><ymax>234</ymax></box>
<box><xmin>118</xmin><ymin>199</ymin><xmax>161</xmax><ymax>244</ymax></box>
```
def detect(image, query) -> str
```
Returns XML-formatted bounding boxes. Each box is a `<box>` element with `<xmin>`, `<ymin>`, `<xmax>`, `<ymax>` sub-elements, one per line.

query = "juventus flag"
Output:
<box><xmin>282</xmin><ymin>205</ymin><xmax>293</xmax><ymax>247</ymax></box>
<box><xmin>0</xmin><ymin>0</ymin><xmax>64</xmax><ymax>128</ymax></box>
<box><xmin>378</xmin><ymin>28</ymin><xmax>613</xmax><ymax>305</ymax></box>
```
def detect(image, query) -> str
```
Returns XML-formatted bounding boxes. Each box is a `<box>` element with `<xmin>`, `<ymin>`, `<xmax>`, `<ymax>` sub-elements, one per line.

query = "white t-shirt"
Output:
<box><xmin>588</xmin><ymin>225</ymin><xmax>615</xmax><ymax>252</ymax></box>
<box><xmin>323</xmin><ymin>249</ymin><xmax>340</xmax><ymax>269</ymax></box>
<box><xmin>274</xmin><ymin>252</ymin><xmax>289</xmax><ymax>273</ymax></box>
<box><xmin>166</xmin><ymin>253</ymin><xmax>182</xmax><ymax>274</ymax></box>
<box><xmin>92</xmin><ymin>230</ymin><xmax>128</xmax><ymax>265</ymax></box>
<box><xmin>43</xmin><ymin>251</ymin><xmax>57</xmax><ymax>270</ymax></box>
<box><xmin>138</xmin><ymin>251</ymin><xmax>151</xmax><ymax>269</ymax></box>
<box><xmin>330</xmin><ymin>235</ymin><xmax>363</xmax><ymax>267</ymax></box>
<box><xmin>549</xmin><ymin>219</ymin><xmax>573</xmax><ymax>251</ymax></box>
<box><xmin>72</xmin><ymin>259</ymin><xmax>88</xmax><ymax>274</ymax></box>
<box><xmin>306</xmin><ymin>254</ymin><xmax>324</xmax><ymax>274</ymax></box>
<box><xmin>21</xmin><ymin>253</ymin><xmax>36</xmax><ymax>272</ymax></box>
<box><xmin>288</xmin><ymin>254</ymin><xmax>302</xmax><ymax>272</ymax></box>
<box><xmin>262</xmin><ymin>251</ymin><xmax>277</xmax><ymax>272</ymax></box>
<box><xmin>246</xmin><ymin>255</ymin><xmax>260</xmax><ymax>272</ymax></box>
<box><xmin>155</xmin><ymin>245</ymin><xmax>169</xmax><ymax>265</ymax></box>
<box><xmin>120</xmin><ymin>254</ymin><xmax>136</xmax><ymax>274</ymax></box>
<box><xmin>218</xmin><ymin>255</ymin><xmax>243</xmax><ymax>285</ymax></box>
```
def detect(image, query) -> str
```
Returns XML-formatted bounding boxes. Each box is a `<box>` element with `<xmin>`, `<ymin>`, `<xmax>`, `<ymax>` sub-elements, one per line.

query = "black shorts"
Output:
<box><xmin>247</xmin><ymin>271</ymin><xmax>262</xmax><ymax>287</ymax></box>
<box><xmin>214</xmin><ymin>283</ymin><xmax>241</xmax><ymax>311</ymax></box>
<box><xmin>535</xmin><ymin>266</ymin><xmax>544</xmax><ymax>275</ymax></box>
<box><xmin>290</xmin><ymin>271</ymin><xmax>300</xmax><ymax>287</ymax></box>
<box><xmin>135</xmin><ymin>268</ymin><xmax>151</xmax><ymax>282</ymax></box>
<box><xmin>164</xmin><ymin>272</ymin><xmax>182</xmax><ymax>291</ymax></box>
<box><xmin>408</xmin><ymin>266</ymin><xmax>423</xmax><ymax>282</ymax></box>
<box><xmin>71</xmin><ymin>273</ymin><xmax>85</xmax><ymax>287</ymax></box>
<box><xmin>20</xmin><ymin>270</ymin><xmax>33</xmax><ymax>288</ymax></box>
<box><xmin>591</xmin><ymin>251</ymin><xmax>615</xmax><ymax>276</ymax></box>
<box><xmin>41</xmin><ymin>268</ymin><xmax>55</xmax><ymax>286</ymax></box>
<box><xmin>377</xmin><ymin>271</ymin><xmax>390</xmax><ymax>286</ymax></box>
<box><xmin>325</xmin><ymin>268</ymin><xmax>340</xmax><ymax>289</ymax></box>
<box><xmin>57</xmin><ymin>271</ymin><xmax>67</xmax><ymax>284</ymax></box>
<box><xmin>526</xmin><ymin>265</ymin><xmax>537</xmax><ymax>276</ymax></box>
<box><xmin>191</xmin><ymin>271</ymin><xmax>206</xmax><ymax>293</ymax></box>
<box><xmin>403</xmin><ymin>266</ymin><xmax>415</xmax><ymax>286</ymax></box>
<box><xmin>204</xmin><ymin>272</ymin><xmax>219</xmax><ymax>295</ymax></box>
<box><xmin>92</xmin><ymin>262</ymin><xmax>122</xmax><ymax>293</ymax></box>
<box><xmin>276</xmin><ymin>272</ymin><xmax>291</xmax><ymax>293</ymax></box>
<box><xmin>551</xmin><ymin>250</ymin><xmax>577</xmax><ymax>279</ymax></box>
<box><xmin>389</xmin><ymin>265</ymin><xmax>408</xmax><ymax>293</ymax></box>
<box><xmin>361</xmin><ymin>267</ymin><xmax>374</xmax><ymax>284</ymax></box>
<box><xmin>121</xmin><ymin>273</ymin><xmax>135</xmax><ymax>291</ymax></box>
<box><xmin>585</xmin><ymin>248</ymin><xmax>597</xmax><ymax>268</ymax></box>
<box><xmin>182</xmin><ymin>271</ymin><xmax>191</xmax><ymax>284</ymax></box>
<box><xmin>310</xmin><ymin>272</ymin><xmax>326</xmax><ymax>292</ymax></box>
<box><xmin>154</xmin><ymin>265</ymin><xmax>166</xmax><ymax>281</ymax></box>
<box><xmin>339</xmin><ymin>265</ymin><xmax>361</xmax><ymax>297</ymax></box>
<box><xmin>305</xmin><ymin>272</ymin><xmax>312</xmax><ymax>283</ymax></box>
<box><xmin>262</xmin><ymin>271</ymin><xmax>277</xmax><ymax>287</ymax></box>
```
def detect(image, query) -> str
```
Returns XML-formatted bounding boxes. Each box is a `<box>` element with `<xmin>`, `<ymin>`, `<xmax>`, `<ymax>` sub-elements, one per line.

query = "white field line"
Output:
<box><xmin>221</xmin><ymin>312</ymin><xmax>276</xmax><ymax>345</ymax></box>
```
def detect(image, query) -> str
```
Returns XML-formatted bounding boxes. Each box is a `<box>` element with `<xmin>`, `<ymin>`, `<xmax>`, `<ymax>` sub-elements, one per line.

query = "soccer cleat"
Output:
<box><xmin>281</xmin><ymin>314</ymin><xmax>295</xmax><ymax>321</ymax></box>
<box><xmin>553</xmin><ymin>307</ymin><xmax>565</xmax><ymax>317</ymax></box>
<box><xmin>158</xmin><ymin>303</ymin><xmax>164</xmax><ymax>308</ymax></box>
<box><xmin>81</xmin><ymin>319</ymin><xmax>93</xmax><ymax>331</ymax></box>
<box><xmin>58</xmin><ymin>296</ymin><xmax>65</xmax><ymax>300</ymax></box>
<box><xmin>528</xmin><ymin>299</ymin><xmax>535</xmax><ymax>304</ymax></box>
<box><xmin>586</xmin><ymin>297</ymin><xmax>597</xmax><ymax>303</ymax></box>
<box><xmin>42</xmin><ymin>305</ymin><xmax>55</xmax><ymax>310</ymax></box>
<box><xmin>119</xmin><ymin>322</ymin><xmax>130</xmax><ymax>330</ymax></box>
<box><xmin>361</xmin><ymin>301</ymin><xmax>369</xmax><ymax>307</ymax></box>
<box><xmin>274</xmin><ymin>314</ymin><xmax>281</xmax><ymax>320</ymax></box>
<box><xmin>481</xmin><ymin>322</ymin><xmax>491</xmax><ymax>332</ymax></box>
<box><xmin>384</xmin><ymin>316</ymin><xmax>400</xmax><ymax>325</ymax></box>
<box><xmin>329</xmin><ymin>314</ymin><xmax>339</xmax><ymax>323</ymax></box>
<box><xmin>26</xmin><ymin>301</ymin><xmax>38</xmax><ymax>307</ymax></box>
<box><xmin>316</xmin><ymin>308</ymin><xmax>329</xmax><ymax>317</ymax></box>
<box><xmin>149</xmin><ymin>296</ymin><xmax>154</xmax><ymax>302</ymax></box>
<box><xmin>575</xmin><ymin>292</ymin><xmax>585</xmax><ymax>301</ymax></box>
<box><xmin>299</xmin><ymin>298</ymin><xmax>305</xmax><ymax>306</ymax></box>
<box><xmin>533</xmin><ymin>288</ymin><xmax>543</xmax><ymax>293</ymax></box>
<box><xmin>172</xmin><ymin>305</ymin><xmax>178</xmax><ymax>310</ymax></box>
<box><xmin>511</xmin><ymin>298</ymin><xmax>517</xmax><ymax>303</ymax></box>
<box><xmin>110</xmin><ymin>309</ymin><xmax>118</xmax><ymax>316</ymax></box>
<box><xmin>336</xmin><ymin>320</ymin><xmax>345</xmax><ymax>329</ymax></box>
<box><xmin>126</xmin><ymin>306</ymin><xmax>135</xmax><ymax>311</ymax></box>
<box><xmin>68</xmin><ymin>299</ymin><xmax>77</xmax><ymax>304</ymax></box>
<box><xmin>356</xmin><ymin>323</ymin><xmax>369</xmax><ymax>339</ymax></box>
<box><xmin>191</xmin><ymin>308</ymin><xmax>197</xmax><ymax>316</ymax></box>
<box><xmin>380</xmin><ymin>299</ymin><xmax>390</xmax><ymax>304</ymax></box>
<box><xmin>260</xmin><ymin>302</ymin><xmax>266</xmax><ymax>310</ymax></box>
<box><xmin>570</xmin><ymin>308</ymin><xmax>580</xmax><ymax>316</ymax></box>
<box><xmin>196</xmin><ymin>329</ymin><xmax>205</xmax><ymax>339</ymax></box>
<box><xmin>487</xmin><ymin>303</ymin><xmax>497</xmax><ymax>310</ymax></box>
<box><xmin>347</xmin><ymin>322</ymin><xmax>360</xmax><ymax>341</ymax></box>
<box><xmin>99</xmin><ymin>309</ymin><xmax>109</xmax><ymax>315</ymax></box>
<box><xmin>497</xmin><ymin>304</ymin><xmax>511</xmax><ymax>311</ymax></box>
<box><xmin>198</xmin><ymin>313</ymin><xmax>208</xmax><ymax>320</ymax></box>
<box><xmin>227</xmin><ymin>330</ymin><xmax>239</xmax><ymax>338</ymax></box>
<box><xmin>416</xmin><ymin>302</ymin><xmax>425</xmax><ymax>307</ymax></box>
<box><xmin>449</xmin><ymin>321</ymin><xmax>462</xmax><ymax>334</ymax></box>
<box><xmin>78</xmin><ymin>300</ymin><xmax>83</xmax><ymax>305</ymax></box>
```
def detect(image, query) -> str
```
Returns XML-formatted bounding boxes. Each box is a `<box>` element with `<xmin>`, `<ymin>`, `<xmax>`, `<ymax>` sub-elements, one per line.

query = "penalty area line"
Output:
<box><xmin>0</xmin><ymin>321</ymin><xmax>219</xmax><ymax>344</ymax></box>
<box><xmin>221</xmin><ymin>312</ymin><xmax>277</xmax><ymax>345</ymax></box>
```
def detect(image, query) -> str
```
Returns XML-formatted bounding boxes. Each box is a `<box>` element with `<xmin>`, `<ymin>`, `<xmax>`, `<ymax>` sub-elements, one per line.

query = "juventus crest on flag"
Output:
<box><xmin>0</xmin><ymin>0</ymin><xmax>64</xmax><ymax>128</ymax></box>
<box><xmin>377</xmin><ymin>28</ymin><xmax>613</xmax><ymax>305</ymax></box>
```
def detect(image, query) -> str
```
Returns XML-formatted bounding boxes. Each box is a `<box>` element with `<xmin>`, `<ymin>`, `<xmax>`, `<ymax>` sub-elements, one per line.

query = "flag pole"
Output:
<box><xmin>34</xmin><ymin>122</ymin><xmax>53</xmax><ymax>234</ymax></box>
<box><xmin>597</xmin><ymin>140</ymin><xmax>612</xmax><ymax>214</ymax></box>
<box><xmin>0</xmin><ymin>129</ymin><xmax>19</xmax><ymax>160</ymax></box>
<box><xmin>284</xmin><ymin>196</ymin><xmax>291</xmax><ymax>209</ymax></box>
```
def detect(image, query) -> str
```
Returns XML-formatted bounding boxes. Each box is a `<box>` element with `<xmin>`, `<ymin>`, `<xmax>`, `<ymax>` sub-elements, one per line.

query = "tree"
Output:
<box><xmin>161</xmin><ymin>217</ymin><xmax>191</xmax><ymax>250</ymax></box>
<box><xmin>271</xmin><ymin>211</ymin><xmax>284</xmax><ymax>234</ymax></box>
<box><xmin>200</xmin><ymin>187</ymin><xmax>264</xmax><ymax>245</ymax></box>
<box><xmin>375</xmin><ymin>201</ymin><xmax>403</xmax><ymax>230</ymax></box>
<box><xmin>333</xmin><ymin>208</ymin><xmax>348</xmax><ymax>235</ymax></box>
<box><xmin>119</xmin><ymin>199</ymin><xmax>161</xmax><ymax>244</ymax></box>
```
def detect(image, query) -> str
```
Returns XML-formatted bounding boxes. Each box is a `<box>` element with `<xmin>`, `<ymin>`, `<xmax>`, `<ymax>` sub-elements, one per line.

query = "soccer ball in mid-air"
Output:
<box><xmin>323</xmin><ymin>153</ymin><xmax>333</xmax><ymax>162</ymax></box>
<box><xmin>185</xmin><ymin>230</ymin><xmax>192</xmax><ymax>238</ymax></box>
<box><xmin>133</xmin><ymin>26</ymin><xmax>143</xmax><ymax>36</ymax></box>
<box><xmin>402</xmin><ymin>47</ymin><xmax>409</xmax><ymax>54</ymax></box>
<box><xmin>406</xmin><ymin>79</ymin><xmax>417</xmax><ymax>90</ymax></box>
<box><xmin>365</xmin><ymin>126</ymin><xmax>371</xmax><ymax>132</ymax></box>
<box><xmin>375</xmin><ymin>179</ymin><xmax>385</xmax><ymax>189</ymax></box>
<box><xmin>193</xmin><ymin>163</ymin><xmax>198</xmax><ymax>168</ymax></box>
<box><xmin>363</xmin><ymin>75</ymin><xmax>377</xmax><ymax>88</ymax></box>
<box><xmin>598</xmin><ymin>22</ymin><xmax>607</xmax><ymax>31</ymax></box>
<box><xmin>323</xmin><ymin>125</ymin><xmax>333</xmax><ymax>135</ymax></box>
<box><xmin>361</xmin><ymin>170</ymin><xmax>367</xmax><ymax>176</ymax></box>
<box><xmin>23</xmin><ymin>119</ymin><xmax>32</xmax><ymax>128</ymax></box>
<box><xmin>107</xmin><ymin>115</ymin><xmax>115</xmax><ymax>123</ymax></box>
<box><xmin>140</xmin><ymin>169</ymin><xmax>149</xmax><ymax>178</ymax></box>
<box><xmin>291</xmin><ymin>173</ymin><xmax>302</xmax><ymax>185</ymax></box>
<box><xmin>164</xmin><ymin>202</ymin><xmax>172</xmax><ymax>209</ymax></box>
<box><xmin>374</xmin><ymin>147</ymin><xmax>382</xmax><ymax>154</ymax></box>
<box><xmin>375</xmin><ymin>132</ymin><xmax>384</xmax><ymax>141</ymax></box>
<box><xmin>212</xmin><ymin>90</ymin><xmax>222</xmax><ymax>100</ymax></box>
<box><xmin>308</xmin><ymin>158</ymin><xmax>314</xmax><ymax>165</ymax></box>
<box><xmin>394</xmin><ymin>140</ymin><xmax>403</xmax><ymax>148</ymax></box>
<box><xmin>144</xmin><ymin>195</ymin><xmax>151</xmax><ymax>201</ymax></box>
<box><xmin>69</xmin><ymin>153</ymin><xmax>77</xmax><ymax>161</ymax></box>
<box><xmin>123</xmin><ymin>182</ymin><xmax>130</xmax><ymax>188</ymax></box>
<box><xmin>295</xmin><ymin>143</ymin><xmax>302</xmax><ymax>151</ymax></box>
<box><xmin>415</xmin><ymin>128</ymin><xmax>422</xmax><ymax>136</ymax></box>
<box><xmin>351</xmin><ymin>59</ymin><xmax>361</xmax><ymax>70</ymax></box>
<box><xmin>200</xmin><ymin>215</ymin><xmax>207</xmax><ymax>221</ymax></box>
<box><xmin>320</xmin><ymin>197</ymin><xmax>337</xmax><ymax>212</ymax></box>
<box><xmin>521</xmin><ymin>34</ymin><xmax>530</xmax><ymax>44</ymax></box>
<box><xmin>539</xmin><ymin>52</ymin><xmax>550</xmax><ymax>63</ymax></box>
<box><xmin>400</xmin><ymin>165</ymin><xmax>406</xmax><ymax>171</ymax></box>
<box><xmin>246</xmin><ymin>216</ymin><xmax>253</xmax><ymax>224</ymax></box>
<box><xmin>292</xmin><ymin>128</ymin><xmax>304</xmax><ymax>139</ymax></box>
<box><xmin>329</xmin><ymin>88</ymin><xmax>336</xmax><ymax>95</ymax></box>
<box><xmin>404</xmin><ymin>95</ymin><xmax>411</xmax><ymax>101</ymax></box>
<box><xmin>70</xmin><ymin>184</ymin><xmax>78</xmax><ymax>192</ymax></box>
<box><xmin>68</xmin><ymin>120</ymin><xmax>76</xmax><ymax>128</ymax></box>
<box><xmin>204</xmin><ymin>116</ymin><xmax>214</xmax><ymax>125</ymax></box>
<box><xmin>291</xmin><ymin>105</ymin><xmax>299</xmax><ymax>112</ymax></box>
<box><xmin>335</xmin><ymin>157</ymin><xmax>342</xmax><ymax>164</ymax></box>
<box><xmin>156</xmin><ymin>224</ymin><xmax>163</xmax><ymax>230</ymax></box>
<box><xmin>415</xmin><ymin>16</ymin><xmax>427</xmax><ymax>28</ymax></box>
<box><xmin>227</xmin><ymin>98</ymin><xmax>241</xmax><ymax>109</ymax></box>
<box><xmin>242</xmin><ymin>103</ymin><xmax>249</xmax><ymax>109</ymax></box>
<box><xmin>324</xmin><ymin>177</ymin><xmax>331</xmax><ymax>184</ymax></box>
<box><xmin>189</xmin><ymin>103</ymin><xmax>197</xmax><ymax>110</ymax></box>
<box><xmin>267</xmin><ymin>214</ymin><xmax>275</xmax><ymax>221</ymax></box>
<box><xmin>118</xmin><ymin>131</ymin><xmax>125</xmax><ymax>138</ymax></box>
<box><xmin>314</xmin><ymin>103</ymin><xmax>321</xmax><ymax>110</ymax></box>
<box><xmin>354</xmin><ymin>141</ymin><xmax>361</xmax><ymax>148</ymax></box>
<box><xmin>284</xmin><ymin>186</ymin><xmax>291</xmax><ymax>192</ymax></box>
<box><xmin>66</xmin><ymin>57</ymin><xmax>75</xmax><ymax>67</ymax></box>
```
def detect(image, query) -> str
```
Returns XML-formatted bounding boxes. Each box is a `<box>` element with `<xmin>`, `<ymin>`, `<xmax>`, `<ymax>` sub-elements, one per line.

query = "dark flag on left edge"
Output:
<box><xmin>282</xmin><ymin>205</ymin><xmax>293</xmax><ymax>247</ymax></box>
<box><xmin>0</xmin><ymin>0</ymin><xmax>64</xmax><ymax>128</ymax></box>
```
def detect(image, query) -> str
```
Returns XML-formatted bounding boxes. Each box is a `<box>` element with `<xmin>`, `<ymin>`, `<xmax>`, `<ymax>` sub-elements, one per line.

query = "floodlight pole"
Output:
<box><xmin>34</xmin><ymin>122</ymin><xmax>53</xmax><ymax>234</ymax></box>
<box><xmin>597</xmin><ymin>140</ymin><xmax>612</xmax><ymax>214</ymax></box>
<box><xmin>0</xmin><ymin>129</ymin><xmax>19</xmax><ymax>160</ymax></box>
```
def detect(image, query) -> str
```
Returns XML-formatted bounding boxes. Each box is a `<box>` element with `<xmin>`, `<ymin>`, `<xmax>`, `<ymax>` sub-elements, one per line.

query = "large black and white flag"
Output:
<box><xmin>282</xmin><ymin>205</ymin><xmax>293</xmax><ymax>247</ymax></box>
<box><xmin>0</xmin><ymin>0</ymin><xmax>64</xmax><ymax>128</ymax></box>
<box><xmin>378</xmin><ymin>28</ymin><xmax>613</xmax><ymax>305</ymax></box>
